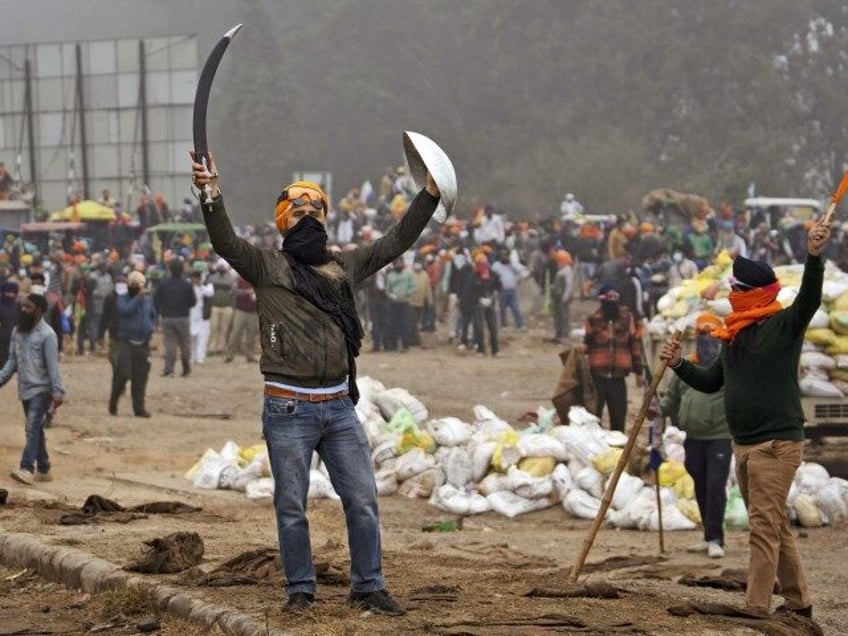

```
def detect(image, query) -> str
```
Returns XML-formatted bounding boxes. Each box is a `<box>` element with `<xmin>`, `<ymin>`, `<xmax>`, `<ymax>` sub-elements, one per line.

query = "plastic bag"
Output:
<box><xmin>608</xmin><ymin>472</ymin><xmax>644</xmax><ymax>511</ymax></box>
<box><xmin>517</xmin><ymin>456</ymin><xmax>557</xmax><ymax>477</ymax></box>
<box><xmin>245</xmin><ymin>477</ymin><xmax>275</xmax><ymax>499</ymax></box>
<box><xmin>507</xmin><ymin>466</ymin><xmax>554</xmax><ymax>499</ymax></box>
<box><xmin>724</xmin><ymin>485</ymin><xmax>748</xmax><ymax>529</ymax></box>
<box><xmin>395</xmin><ymin>448</ymin><xmax>437</xmax><ymax>481</ymax></box>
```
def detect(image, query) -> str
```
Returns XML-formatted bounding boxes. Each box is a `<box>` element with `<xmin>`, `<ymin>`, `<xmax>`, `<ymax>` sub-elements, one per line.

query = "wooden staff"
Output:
<box><xmin>570</xmin><ymin>330</ymin><xmax>682</xmax><ymax>582</ymax></box>
<box><xmin>823</xmin><ymin>170</ymin><xmax>848</xmax><ymax>225</ymax></box>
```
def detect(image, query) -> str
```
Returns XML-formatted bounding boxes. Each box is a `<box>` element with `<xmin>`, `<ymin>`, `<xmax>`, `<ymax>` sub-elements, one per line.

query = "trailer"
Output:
<box><xmin>802</xmin><ymin>396</ymin><xmax>848</xmax><ymax>439</ymax></box>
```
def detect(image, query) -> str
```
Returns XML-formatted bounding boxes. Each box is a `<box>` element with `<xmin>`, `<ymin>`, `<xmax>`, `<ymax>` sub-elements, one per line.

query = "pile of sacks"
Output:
<box><xmin>648</xmin><ymin>251</ymin><xmax>848</xmax><ymax>398</ymax></box>
<box><xmin>184</xmin><ymin>376</ymin><xmax>848</xmax><ymax>529</ymax></box>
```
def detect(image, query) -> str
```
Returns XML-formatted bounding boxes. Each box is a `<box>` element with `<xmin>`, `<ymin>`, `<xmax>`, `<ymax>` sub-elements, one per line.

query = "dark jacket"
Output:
<box><xmin>116</xmin><ymin>292</ymin><xmax>156</xmax><ymax>343</ymax></box>
<box><xmin>153</xmin><ymin>275</ymin><xmax>196</xmax><ymax>318</ymax></box>
<box><xmin>203</xmin><ymin>189</ymin><xmax>438</xmax><ymax>388</ymax></box>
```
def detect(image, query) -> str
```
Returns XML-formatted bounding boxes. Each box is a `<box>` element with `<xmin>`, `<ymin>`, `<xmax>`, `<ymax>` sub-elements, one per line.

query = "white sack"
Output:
<box><xmin>444</xmin><ymin>446</ymin><xmax>475</xmax><ymax>488</ymax></box>
<box><xmin>428</xmin><ymin>417</ymin><xmax>473</xmax><ymax>447</ymax></box>
<box><xmin>551</xmin><ymin>463</ymin><xmax>574</xmax><ymax>500</ymax></box>
<box><xmin>517</xmin><ymin>433</ymin><xmax>568</xmax><ymax>460</ymax></box>
<box><xmin>608</xmin><ymin>472</ymin><xmax>645</xmax><ymax>511</ymax></box>
<box><xmin>576</xmin><ymin>465</ymin><xmax>605</xmax><ymax>499</ymax></box>
<box><xmin>478</xmin><ymin>472</ymin><xmax>512</xmax><ymax>496</ymax></box>
<box><xmin>471</xmin><ymin>441</ymin><xmax>497</xmax><ymax>482</ymax></box>
<box><xmin>487</xmin><ymin>491</ymin><xmax>556</xmax><ymax>518</ymax></box>
<box><xmin>374</xmin><ymin>387</ymin><xmax>429</xmax><ymax>423</ymax></box>
<box><xmin>394</xmin><ymin>448</ymin><xmax>437</xmax><ymax>481</ymax></box>
<box><xmin>507</xmin><ymin>466</ymin><xmax>555</xmax><ymax>499</ymax></box>
<box><xmin>562</xmin><ymin>489</ymin><xmax>603</xmax><ymax>519</ymax></box>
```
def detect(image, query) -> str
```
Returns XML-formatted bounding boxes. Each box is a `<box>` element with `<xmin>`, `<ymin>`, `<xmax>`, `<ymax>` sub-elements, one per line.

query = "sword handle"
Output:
<box><xmin>201</xmin><ymin>155</ymin><xmax>213</xmax><ymax>203</ymax></box>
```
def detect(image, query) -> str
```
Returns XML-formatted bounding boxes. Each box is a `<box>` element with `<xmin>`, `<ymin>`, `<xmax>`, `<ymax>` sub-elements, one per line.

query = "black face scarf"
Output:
<box><xmin>282</xmin><ymin>216</ymin><xmax>331</xmax><ymax>266</ymax></box>
<box><xmin>601</xmin><ymin>300</ymin><xmax>620</xmax><ymax>320</ymax></box>
<box><xmin>282</xmin><ymin>217</ymin><xmax>364</xmax><ymax>403</ymax></box>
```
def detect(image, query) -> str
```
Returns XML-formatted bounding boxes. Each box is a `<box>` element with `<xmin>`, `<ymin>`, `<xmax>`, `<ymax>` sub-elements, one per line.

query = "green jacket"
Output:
<box><xmin>674</xmin><ymin>253</ymin><xmax>823</xmax><ymax>445</ymax></box>
<box><xmin>659</xmin><ymin>373</ymin><xmax>729</xmax><ymax>440</ymax></box>
<box><xmin>203</xmin><ymin>189</ymin><xmax>438</xmax><ymax>388</ymax></box>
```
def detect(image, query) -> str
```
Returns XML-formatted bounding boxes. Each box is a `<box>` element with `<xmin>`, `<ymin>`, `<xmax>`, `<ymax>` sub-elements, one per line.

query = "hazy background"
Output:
<box><xmin>4</xmin><ymin>0</ymin><xmax>848</xmax><ymax>224</ymax></box>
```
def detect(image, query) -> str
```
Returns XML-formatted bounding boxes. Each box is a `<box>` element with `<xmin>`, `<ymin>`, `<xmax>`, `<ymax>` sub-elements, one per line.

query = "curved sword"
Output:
<box><xmin>192</xmin><ymin>23</ymin><xmax>242</xmax><ymax>200</ymax></box>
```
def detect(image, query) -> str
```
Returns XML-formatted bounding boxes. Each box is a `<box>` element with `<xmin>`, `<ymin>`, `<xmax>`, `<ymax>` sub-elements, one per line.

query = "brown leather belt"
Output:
<box><xmin>263</xmin><ymin>385</ymin><xmax>348</xmax><ymax>402</ymax></box>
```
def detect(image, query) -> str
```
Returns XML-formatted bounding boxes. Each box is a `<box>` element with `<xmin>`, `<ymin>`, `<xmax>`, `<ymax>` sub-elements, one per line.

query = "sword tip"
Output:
<box><xmin>224</xmin><ymin>24</ymin><xmax>243</xmax><ymax>39</ymax></box>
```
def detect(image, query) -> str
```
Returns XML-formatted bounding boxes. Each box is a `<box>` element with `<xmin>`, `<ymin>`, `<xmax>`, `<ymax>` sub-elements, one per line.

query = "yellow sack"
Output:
<box><xmin>828</xmin><ymin>368</ymin><xmax>848</xmax><ymax>383</ymax></box>
<box><xmin>238</xmin><ymin>443</ymin><xmax>268</xmax><ymax>465</ymax></box>
<box><xmin>677</xmin><ymin>498</ymin><xmax>702</xmax><ymax>525</ymax></box>
<box><xmin>658</xmin><ymin>460</ymin><xmax>688</xmax><ymax>487</ymax></box>
<box><xmin>834</xmin><ymin>290</ymin><xmax>848</xmax><ymax>311</ymax></box>
<box><xmin>673</xmin><ymin>473</ymin><xmax>695</xmax><ymax>500</ymax></box>
<box><xmin>590</xmin><ymin>448</ymin><xmax>623</xmax><ymax>475</ymax></box>
<box><xmin>518</xmin><ymin>456</ymin><xmax>557</xmax><ymax>477</ymax></box>
<box><xmin>806</xmin><ymin>328</ymin><xmax>837</xmax><ymax>346</ymax></box>
<box><xmin>492</xmin><ymin>429</ymin><xmax>520</xmax><ymax>472</ymax></box>
<box><xmin>825</xmin><ymin>335</ymin><xmax>848</xmax><ymax>355</ymax></box>
<box><xmin>396</xmin><ymin>430</ymin><xmax>436</xmax><ymax>455</ymax></box>
<box><xmin>830</xmin><ymin>311</ymin><xmax>848</xmax><ymax>336</ymax></box>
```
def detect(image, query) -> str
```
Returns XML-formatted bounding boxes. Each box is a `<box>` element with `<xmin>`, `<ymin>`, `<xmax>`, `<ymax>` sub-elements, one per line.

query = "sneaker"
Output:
<box><xmin>347</xmin><ymin>589</ymin><xmax>406</xmax><ymax>616</ymax></box>
<box><xmin>283</xmin><ymin>592</ymin><xmax>314</xmax><ymax>613</ymax></box>
<box><xmin>108</xmin><ymin>404</ymin><xmax>117</xmax><ymax>416</ymax></box>
<box><xmin>135</xmin><ymin>411</ymin><xmax>152</xmax><ymax>418</ymax></box>
<box><xmin>707</xmin><ymin>541</ymin><xmax>725</xmax><ymax>558</ymax></box>
<box><xmin>686</xmin><ymin>540</ymin><xmax>709</xmax><ymax>553</ymax></box>
<box><xmin>775</xmin><ymin>604</ymin><xmax>813</xmax><ymax>619</ymax></box>
<box><xmin>10</xmin><ymin>468</ymin><xmax>34</xmax><ymax>485</ymax></box>
<box><xmin>456</xmin><ymin>344</ymin><xmax>466</xmax><ymax>351</ymax></box>
<box><xmin>34</xmin><ymin>472</ymin><xmax>52</xmax><ymax>482</ymax></box>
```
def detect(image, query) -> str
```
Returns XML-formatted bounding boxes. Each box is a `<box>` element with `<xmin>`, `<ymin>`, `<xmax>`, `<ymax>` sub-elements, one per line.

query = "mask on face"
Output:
<box><xmin>672</xmin><ymin>251</ymin><xmax>683</xmax><ymax>263</ymax></box>
<box><xmin>282</xmin><ymin>215</ymin><xmax>330</xmax><ymax>265</ymax></box>
<box><xmin>601</xmin><ymin>299</ymin><xmax>620</xmax><ymax>318</ymax></box>
<box><xmin>17</xmin><ymin>311</ymin><xmax>37</xmax><ymax>332</ymax></box>
<box><xmin>696</xmin><ymin>332</ymin><xmax>720</xmax><ymax>364</ymax></box>
<box><xmin>115</xmin><ymin>282</ymin><xmax>128</xmax><ymax>295</ymax></box>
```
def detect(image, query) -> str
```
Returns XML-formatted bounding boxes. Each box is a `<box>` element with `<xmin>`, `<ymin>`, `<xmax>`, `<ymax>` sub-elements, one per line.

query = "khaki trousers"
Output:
<box><xmin>208</xmin><ymin>306</ymin><xmax>233</xmax><ymax>354</ymax></box>
<box><xmin>734</xmin><ymin>439</ymin><xmax>810</xmax><ymax>613</ymax></box>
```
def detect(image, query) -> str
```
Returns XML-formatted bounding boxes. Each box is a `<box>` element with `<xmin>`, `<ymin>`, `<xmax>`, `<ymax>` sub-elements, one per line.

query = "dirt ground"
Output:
<box><xmin>0</xmin><ymin>300</ymin><xmax>846</xmax><ymax>635</ymax></box>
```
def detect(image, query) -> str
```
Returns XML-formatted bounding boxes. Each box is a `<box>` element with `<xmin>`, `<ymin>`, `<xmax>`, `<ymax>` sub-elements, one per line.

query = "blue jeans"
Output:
<box><xmin>20</xmin><ymin>392</ymin><xmax>51</xmax><ymax>474</ymax></box>
<box><xmin>262</xmin><ymin>395</ymin><xmax>384</xmax><ymax>595</ymax></box>
<box><xmin>498</xmin><ymin>288</ymin><xmax>524</xmax><ymax>329</ymax></box>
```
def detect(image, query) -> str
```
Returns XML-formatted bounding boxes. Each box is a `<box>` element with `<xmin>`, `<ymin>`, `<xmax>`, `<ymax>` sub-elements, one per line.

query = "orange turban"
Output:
<box><xmin>554</xmin><ymin>250</ymin><xmax>573</xmax><ymax>267</ymax></box>
<box><xmin>274</xmin><ymin>181</ymin><xmax>329</xmax><ymax>233</ymax></box>
<box><xmin>696</xmin><ymin>312</ymin><xmax>723</xmax><ymax>333</ymax></box>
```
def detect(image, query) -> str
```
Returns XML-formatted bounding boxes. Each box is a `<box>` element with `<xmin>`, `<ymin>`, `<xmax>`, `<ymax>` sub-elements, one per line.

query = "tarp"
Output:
<box><xmin>49</xmin><ymin>200</ymin><xmax>116</xmax><ymax>222</ymax></box>
<box><xmin>145</xmin><ymin>222</ymin><xmax>207</xmax><ymax>233</ymax></box>
<box><xmin>641</xmin><ymin>188</ymin><xmax>709</xmax><ymax>218</ymax></box>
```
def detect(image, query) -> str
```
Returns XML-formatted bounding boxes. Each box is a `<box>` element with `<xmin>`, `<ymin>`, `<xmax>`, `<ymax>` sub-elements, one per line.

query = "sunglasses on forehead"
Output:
<box><xmin>276</xmin><ymin>188</ymin><xmax>326</xmax><ymax>212</ymax></box>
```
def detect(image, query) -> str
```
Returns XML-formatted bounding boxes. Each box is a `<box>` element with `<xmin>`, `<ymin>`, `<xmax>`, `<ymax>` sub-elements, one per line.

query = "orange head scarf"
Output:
<box><xmin>274</xmin><ymin>181</ymin><xmax>329</xmax><ymax>233</ymax></box>
<box><xmin>711</xmin><ymin>282</ymin><xmax>782</xmax><ymax>342</ymax></box>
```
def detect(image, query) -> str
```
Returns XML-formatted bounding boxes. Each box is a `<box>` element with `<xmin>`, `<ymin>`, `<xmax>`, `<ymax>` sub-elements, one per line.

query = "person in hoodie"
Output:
<box><xmin>109</xmin><ymin>271</ymin><xmax>156</xmax><ymax>417</ymax></box>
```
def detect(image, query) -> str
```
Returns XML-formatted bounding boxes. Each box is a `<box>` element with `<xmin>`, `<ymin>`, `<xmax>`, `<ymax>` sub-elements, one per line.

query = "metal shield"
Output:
<box><xmin>403</xmin><ymin>131</ymin><xmax>457</xmax><ymax>223</ymax></box>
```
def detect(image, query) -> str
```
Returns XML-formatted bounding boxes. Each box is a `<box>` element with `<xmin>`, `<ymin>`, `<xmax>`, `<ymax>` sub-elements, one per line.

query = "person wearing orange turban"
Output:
<box><xmin>551</xmin><ymin>250</ymin><xmax>574</xmax><ymax>343</ymax></box>
<box><xmin>659</xmin><ymin>220</ymin><xmax>834</xmax><ymax>617</ymax></box>
<box><xmin>190</xmin><ymin>150</ymin><xmax>442</xmax><ymax>616</ymax></box>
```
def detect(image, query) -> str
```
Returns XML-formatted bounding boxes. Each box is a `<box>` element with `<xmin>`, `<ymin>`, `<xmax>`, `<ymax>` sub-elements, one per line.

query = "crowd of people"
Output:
<box><xmin>0</xmin><ymin>153</ymin><xmax>837</xmax><ymax>621</ymax></box>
